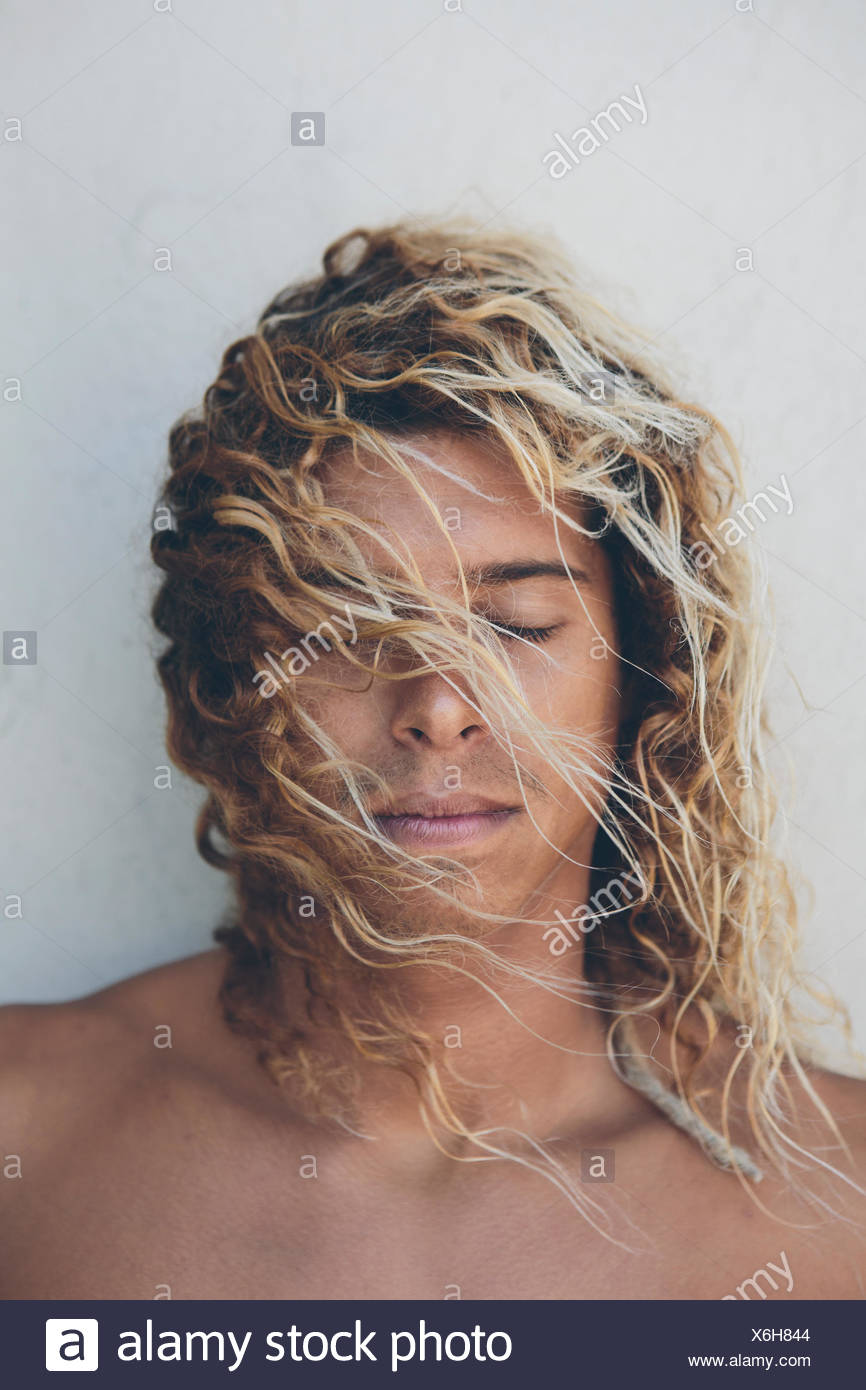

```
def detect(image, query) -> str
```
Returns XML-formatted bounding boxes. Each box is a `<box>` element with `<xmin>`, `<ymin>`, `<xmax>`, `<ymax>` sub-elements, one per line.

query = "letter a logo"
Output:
<box><xmin>45</xmin><ymin>1319</ymin><xmax>99</xmax><ymax>1371</ymax></box>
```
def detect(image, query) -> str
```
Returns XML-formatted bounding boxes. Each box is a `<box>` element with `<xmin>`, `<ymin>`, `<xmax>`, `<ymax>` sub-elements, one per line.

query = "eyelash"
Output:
<box><xmin>493</xmin><ymin>623</ymin><xmax>559</xmax><ymax>644</ymax></box>
<box><xmin>354</xmin><ymin>619</ymin><xmax>559</xmax><ymax>649</ymax></box>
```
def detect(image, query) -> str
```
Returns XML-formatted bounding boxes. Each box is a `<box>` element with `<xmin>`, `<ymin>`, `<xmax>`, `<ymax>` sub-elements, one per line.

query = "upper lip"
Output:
<box><xmin>371</xmin><ymin>793</ymin><xmax>520</xmax><ymax>818</ymax></box>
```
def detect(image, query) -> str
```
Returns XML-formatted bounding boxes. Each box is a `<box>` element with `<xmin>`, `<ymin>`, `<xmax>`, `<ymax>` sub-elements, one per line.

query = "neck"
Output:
<box><xmin>273</xmin><ymin>858</ymin><xmax>648</xmax><ymax>1152</ymax></box>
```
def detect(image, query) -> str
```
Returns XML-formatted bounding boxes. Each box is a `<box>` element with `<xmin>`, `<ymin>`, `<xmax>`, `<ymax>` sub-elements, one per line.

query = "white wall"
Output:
<box><xmin>2</xmin><ymin>0</ymin><xmax>864</xmax><ymax>1061</ymax></box>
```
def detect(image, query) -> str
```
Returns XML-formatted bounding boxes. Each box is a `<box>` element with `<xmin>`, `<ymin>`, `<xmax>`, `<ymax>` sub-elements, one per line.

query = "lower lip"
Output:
<box><xmin>373</xmin><ymin>809</ymin><xmax>521</xmax><ymax>847</ymax></box>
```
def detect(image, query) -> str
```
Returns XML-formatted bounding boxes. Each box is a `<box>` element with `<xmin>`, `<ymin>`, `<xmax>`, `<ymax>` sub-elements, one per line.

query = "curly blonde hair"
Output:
<box><xmin>150</xmin><ymin>218</ymin><xmax>863</xmax><ymax>1243</ymax></box>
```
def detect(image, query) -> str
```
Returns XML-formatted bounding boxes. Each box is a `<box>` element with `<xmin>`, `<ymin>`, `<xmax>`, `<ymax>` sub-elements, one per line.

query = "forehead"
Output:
<box><xmin>317</xmin><ymin>429</ymin><xmax>594</xmax><ymax>583</ymax></box>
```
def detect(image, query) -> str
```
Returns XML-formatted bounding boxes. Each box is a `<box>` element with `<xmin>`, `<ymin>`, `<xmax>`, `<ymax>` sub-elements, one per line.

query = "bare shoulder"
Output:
<box><xmin>796</xmin><ymin>1064</ymin><xmax>866</xmax><ymax>1168</ymax></box>
<box><xmin>0</xmin><ymin>949</ymin><xmax>230</xmax><ymax>1142</ymax></box>
<box><xmin>632</xmin><ymin>1015</ymin><xmax>866</xmax><ymax>1253</ymax></box>
<box><xmin>804</xmin><ymin>1063</ymin><xmax>866</xmax><ymax>1116</ymax></box>
<box><xmin>0</xmin><ymin>949</ymin><xmax>301</xmax><ymax>1299</ymax></box>
<box><xmin>746</xmin><ymin>1062</ymin><xmax>866</xmax><ymax>1291</ymax></box>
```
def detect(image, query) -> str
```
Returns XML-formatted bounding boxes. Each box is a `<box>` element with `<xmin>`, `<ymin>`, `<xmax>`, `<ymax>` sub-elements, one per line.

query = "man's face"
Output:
<box><xmin>295</xmin><ymin>429</ymin><xmax>622</xmax><ymax>935</ymax></box>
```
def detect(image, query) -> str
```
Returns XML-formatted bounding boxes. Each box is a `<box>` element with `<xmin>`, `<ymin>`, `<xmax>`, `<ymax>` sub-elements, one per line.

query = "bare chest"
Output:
<box><xmin>2</xmin><ymin>1129</ymin><xmax>858</xmax><ymax>1301</ymax></box>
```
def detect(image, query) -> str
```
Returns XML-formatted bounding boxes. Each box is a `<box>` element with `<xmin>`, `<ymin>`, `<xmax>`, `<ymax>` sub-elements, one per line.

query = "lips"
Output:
<box><xmin>370</xmin><ymin>793</ymin><xmax>522</xmax><ymax>847</ymax></box>
<box><xmin>371</xmin><ymin>794</ymin><xmax>518</xmax><ymax>818</ymax></box>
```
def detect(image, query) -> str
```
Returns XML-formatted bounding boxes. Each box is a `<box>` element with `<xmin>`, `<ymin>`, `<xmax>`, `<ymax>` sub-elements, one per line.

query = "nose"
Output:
<box><xmin>389</xmin><ymin>668</ymin><xmax>489</xmax><ymax>751</ymax></box>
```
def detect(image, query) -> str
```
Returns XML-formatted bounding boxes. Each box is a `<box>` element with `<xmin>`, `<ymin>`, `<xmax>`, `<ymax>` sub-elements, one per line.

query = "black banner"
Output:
<box><xmin>5</xmin><ymin>1298</ymin><xmax>858</xmax><ymax>1386</ymax></box>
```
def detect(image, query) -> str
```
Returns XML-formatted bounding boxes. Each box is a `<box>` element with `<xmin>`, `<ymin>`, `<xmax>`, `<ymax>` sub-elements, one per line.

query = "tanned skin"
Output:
<box><xmin>1</xmin><ymin>432</ymin><xmax>864</xmax><ymax>1299</ymax></box>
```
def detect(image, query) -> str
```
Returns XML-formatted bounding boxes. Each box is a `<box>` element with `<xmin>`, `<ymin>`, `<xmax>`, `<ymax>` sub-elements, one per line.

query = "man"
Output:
<box><xmin>1</xmin><ymin>221</ymin><xmax>864</xmax><ymax>1300</ymax></box>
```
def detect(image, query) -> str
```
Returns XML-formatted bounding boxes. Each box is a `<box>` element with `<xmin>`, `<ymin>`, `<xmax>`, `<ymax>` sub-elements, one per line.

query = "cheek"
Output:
<box><xmin>294</xmin><ymin>666</ymin><xmax>387</xmax><ymax>756</ymax></box>
<box><xmin>523</xmin><ymin>655</ymin><xmax>621</xmax><ymax>739</ymax></box>
<box><xmin>522</xmin><ymin>608</ymin><xmax>621</xmax><ymax>734</ymax></box>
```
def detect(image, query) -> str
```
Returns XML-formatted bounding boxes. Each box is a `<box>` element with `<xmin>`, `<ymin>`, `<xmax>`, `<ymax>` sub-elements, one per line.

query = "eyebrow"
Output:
<box><xmin>298</xmin><ymin>558</ymin><xmax>590</xmax><ymax>591</ymax></box>
<box><xmin>463</xmin><ymin>559</ymin><xmax>590</xmax><ymax>587</ymax></box>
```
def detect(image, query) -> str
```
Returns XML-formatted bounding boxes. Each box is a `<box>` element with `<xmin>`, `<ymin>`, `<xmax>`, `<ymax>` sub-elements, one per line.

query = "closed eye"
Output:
<box><xmin>491</xmin><ymin>622</ymin><xmax>560</xmax><ymax>644</ymax></box>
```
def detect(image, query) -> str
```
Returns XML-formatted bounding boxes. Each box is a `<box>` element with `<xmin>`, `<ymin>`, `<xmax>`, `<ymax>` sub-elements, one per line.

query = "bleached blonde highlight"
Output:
<box><xmin>151</xmin><ymin>217</ymin><xmax>865</xmax><ymax>1239</ymax></box>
